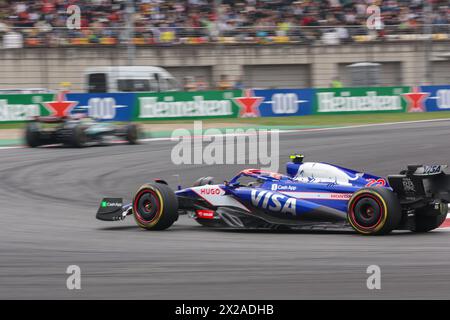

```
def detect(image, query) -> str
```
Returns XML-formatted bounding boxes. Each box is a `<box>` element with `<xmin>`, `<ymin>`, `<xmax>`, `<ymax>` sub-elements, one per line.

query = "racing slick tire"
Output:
<box><xmin>125</xmin><ymin>124</ymin><xmax>139</xmax><ymax>145</ymax></box>
<box><xmin>25</xmin><ymin>122</ymin><xmax>42</xmax><ymax>148</ymax></box>
<box><xmin>132</xmin><ymin>183</ymin><xmax>179</xmax><ymax>230</ymax></box>
<box><xmin>70</xmin><ymin>125</ymin><xmax>87</xmax><ymax>148</ymax></box>
<box><xmin>413</xmin><ymin>203</ymin><xmax>448</xmax><ymax>233</ymax></box>
<box><xmin>347</xmin><ymin>187</ymin><xmax>402</xmax><ymax>235</ymax></box>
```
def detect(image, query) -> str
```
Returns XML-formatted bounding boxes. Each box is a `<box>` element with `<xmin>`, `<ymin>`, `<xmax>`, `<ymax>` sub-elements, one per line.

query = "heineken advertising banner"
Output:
<box><xmin>3</xmin><ymin>85</ymin><xmax>450</xmax><ymax>124</ymax></box>
<box><xmin>0</xmin><ymin>94</ymin><xmax>52</xmax><ymax>122</ymax></box>
<box><xmin>419</xmin><ymin>85</ymin><xmax>450</xmax><ymax>112</ymax></box>
<box><xmin>253</xmin><ymin>89</ymin><xmax>314</xmax><ymax>117</ymax></box>
<box><xmin>134</xmin><ymin>90</ymin><xmax>241</xmax><ymax>120</ymax></box>
<box><xmin>314</xmin><ymin>87</ymin><xmax>409</xmax><ymax>114</ymax></box>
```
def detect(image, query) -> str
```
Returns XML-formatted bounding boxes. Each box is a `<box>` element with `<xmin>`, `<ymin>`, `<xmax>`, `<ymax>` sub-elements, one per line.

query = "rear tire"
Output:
<box><xmin>126</xmin><ymin>124</ymin><xmax>139</xmax><ymax>145</ymax></box>
<box><xmin>25</xmin><ymin>122</ymin><xmax>42</xmax><ymax>148</ymax></box>
<box><xmin>414</xmin><ymin>203</ymin><xmax>448</xmax><ymax>233</ymax></box>
<box><xmin>132</xmin><ymin>183</ymin><xmax>178</xmax><ymax>230</ymax></box>
<box><xmin>71</xmin><ymin>125</ymin><xmax>87</xmax><ymax>148</ymax></box>
<box><xmin>348</xmin><ymin>187</ymin><xmax>402</xmax><ymax>235</ymax></box>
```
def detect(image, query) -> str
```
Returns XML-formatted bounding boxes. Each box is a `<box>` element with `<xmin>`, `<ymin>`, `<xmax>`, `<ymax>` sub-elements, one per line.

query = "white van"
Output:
<box><xmin>0</xmin><ymin>88</ymin><xmax>52</xmax><ymax>94</ymax></box>
<box><xmin>85</xmin><ymin>66</ymin><xmax>179</xmax><ymax>93</ymax></box>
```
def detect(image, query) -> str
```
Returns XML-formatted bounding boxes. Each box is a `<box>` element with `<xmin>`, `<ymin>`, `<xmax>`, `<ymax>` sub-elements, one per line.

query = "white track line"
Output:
<box><xmin>280</xmin><ymin>117</ymin><xmax>450</xmax><ymax>134</ymax></box>
<box><xmin>0</xmin><ymin>146</ymin><xmax>23</xmax><ymax>150</ymax></box>
<box><xmin>139</xmin><ymin>118</ymin><xmax>450</xmax><ymax>142</ymax></box>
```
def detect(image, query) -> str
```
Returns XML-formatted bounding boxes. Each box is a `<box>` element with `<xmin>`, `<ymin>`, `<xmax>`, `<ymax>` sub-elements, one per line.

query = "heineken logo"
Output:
<box><xmin>317</xmin><ymin>91</ymin><xmax>402</xmax><ymax>112</ymax></box>
<box><xmin>139</xmin><ymin>95</ymin><xmax>233</xmax><ymax>118</ymax></box>
<box><xmin>0</xmin><ymin>99</ymin><xmax>41</xmax><ymax>121</ymax></box>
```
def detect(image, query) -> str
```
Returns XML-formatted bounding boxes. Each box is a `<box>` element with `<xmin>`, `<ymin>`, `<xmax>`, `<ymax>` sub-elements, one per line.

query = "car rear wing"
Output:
<box><xmin>32</xmin><ymin>116</ymin><xmax>66</xmax><ymax>123</ymax></box>
<box><xmin>387</xmin><ymin>165</ymin><xmax>450</xmax><ymax>203</ymax></box>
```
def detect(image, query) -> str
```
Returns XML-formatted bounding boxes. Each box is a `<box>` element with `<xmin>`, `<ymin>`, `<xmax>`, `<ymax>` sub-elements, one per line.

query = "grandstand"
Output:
<box><xmin>0</xmin><ymin>1</ymin><xmax>449</xmax><ymax>46</ymax></box>
<box><xmin>0</xmin><ymin>1</ymin><xmax>449</xmax><ymax>90</ymax></box>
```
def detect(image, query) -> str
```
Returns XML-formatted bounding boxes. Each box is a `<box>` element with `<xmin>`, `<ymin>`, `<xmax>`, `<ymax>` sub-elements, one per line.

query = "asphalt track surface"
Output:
<box><xmin>1</xmin><ymin>120</ymin><xmax>450</xmax><ymax>300</ymax></box>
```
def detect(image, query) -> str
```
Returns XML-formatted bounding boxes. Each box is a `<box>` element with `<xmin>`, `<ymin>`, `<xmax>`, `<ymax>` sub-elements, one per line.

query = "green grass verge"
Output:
<box><xmin>1</xmin><ymin>112</ymin><xmax>450</xmax><ymax>130</ymax></box>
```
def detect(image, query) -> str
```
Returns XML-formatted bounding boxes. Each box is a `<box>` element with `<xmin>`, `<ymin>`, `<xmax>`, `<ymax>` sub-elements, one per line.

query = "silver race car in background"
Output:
<box><xmin>25</xmin><ymin>115</ymin><xmax>139</xmax><ymax>147</ymax></box>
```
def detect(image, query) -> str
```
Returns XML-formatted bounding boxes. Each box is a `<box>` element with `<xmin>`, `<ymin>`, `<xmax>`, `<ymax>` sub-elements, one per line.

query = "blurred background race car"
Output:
<box><xmin>25</xmin><ymin>115</ymin><xmax>139</xmax><ymax>148</ymax></box>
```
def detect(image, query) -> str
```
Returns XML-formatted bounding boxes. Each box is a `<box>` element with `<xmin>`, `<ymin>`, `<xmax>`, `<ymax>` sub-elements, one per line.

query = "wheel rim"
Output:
<box><xmin>134</xmin><ymin>189</ymin><xmax>160</xmax><ymax>223</ymax></box>
<box><xmin>350</xmin><ymin>194</ymin><xmax>384</xmax><ymax>230</ymax></box>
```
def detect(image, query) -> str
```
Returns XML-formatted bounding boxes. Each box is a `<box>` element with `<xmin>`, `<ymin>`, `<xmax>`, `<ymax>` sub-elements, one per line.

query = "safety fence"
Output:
<box><xmin>2</xmin><ymin>26</ymin><xmax>450</xmax><ymax>49</ymax></box>
<box><xmin>1</xmin><ymin>24</ymin><xmax>450</xmax><ymax>91</ymax></box>
<box><xmin>1</xmin><ymin>85</ymin><xmax>450</xmax><ymax>123</ymax></box>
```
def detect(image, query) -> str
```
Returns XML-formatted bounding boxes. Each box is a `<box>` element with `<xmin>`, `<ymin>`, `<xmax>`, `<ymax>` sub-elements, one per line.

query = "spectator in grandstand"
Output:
<box><xmin>216</xmin><ymin>74</ymin><xmax>233</xmax><ymax>91</ymax></box>
<box><xmin>196</xmin><ymin>75</ymin><xmax>209</xmax><ymax>91</ymax></box>
<box><xmin>2</xmin><ymin>28</ymin><xmax>23</xmax><ymax>48</ymax></box>
<box><xmin>183</xmin><ymin>76</ymin><xmax>197</xmax><ymax>92</ymax></box>
<box><xmin>233</xmin><ymin>77</ymin><xmax>244</xmax><ymax>90</ymax></box>
<box><xmin>0</xmin><ymin>0</ymin><xmax>449</xmax><ymax>47</ymax></box>
<box><xmin>330</xmin><ymin>76</ymin><xmax>343</xmax><ymax>88</ymax></box>
<box><xmin>433</xmin><ymin>6</ymin><xmax>449</xmax><ymax>25</ymax></box>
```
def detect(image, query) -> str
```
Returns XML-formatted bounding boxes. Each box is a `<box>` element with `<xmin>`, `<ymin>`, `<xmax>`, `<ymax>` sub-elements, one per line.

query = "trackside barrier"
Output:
<box><xmin>133</xmin><ymin>90</ymin><xmax>241</xmax><ymax>121</ymax></box>
<box><xmin>1</xmin><ymin>85</ymin><xmax>450</xmax><ymax>123</ymax></box>
<box><xmin>420</xmin><ymin>85</ymin><xmax>450</xmax><ymax>112</ymax></box>
<box><xmin>313</xmin><ymin>86</ymin><xmax>409</xmax><ymax>114</ymax></box>
<box><xmin>253</xmin><ymin>89</ymin><xmax>315</xmax><ymax>117</ymax></box>
<box><xmin>0</xmin><ymin>94</ymin><xmax>52</xmax><ymax>123</ymax></box>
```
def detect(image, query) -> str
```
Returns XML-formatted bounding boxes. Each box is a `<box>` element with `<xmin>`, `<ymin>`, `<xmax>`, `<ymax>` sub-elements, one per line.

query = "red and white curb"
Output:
<box><xmin>439</xmin><ymin>213</ymin><xmax>450</xmax><ymax>229</ymax></box>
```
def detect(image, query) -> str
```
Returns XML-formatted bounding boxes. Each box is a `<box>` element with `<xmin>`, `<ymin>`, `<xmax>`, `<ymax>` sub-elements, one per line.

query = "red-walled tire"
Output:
<box><xmin>132</xmin><ymin>183</ymin><xmax>178</xmax><ymax>230</ymax></box>
<box><xmin>348</xmin><ymin>187</ymin><xmax>402</xmax><ymax>235</ymax></box>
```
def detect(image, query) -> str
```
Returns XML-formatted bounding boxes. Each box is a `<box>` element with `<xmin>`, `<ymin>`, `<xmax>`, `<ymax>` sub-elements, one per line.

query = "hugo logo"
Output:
<box><xmin>200</xmin><ymin>187</ymin><xmax>222</xmax><ymax>195</ymax></box>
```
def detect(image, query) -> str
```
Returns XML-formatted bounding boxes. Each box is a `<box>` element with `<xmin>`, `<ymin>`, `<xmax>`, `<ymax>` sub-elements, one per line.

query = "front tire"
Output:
<box><xmin>132</xmin><ymin>183</ymin><xmax>178</xmax><ymax>230</ymax></box>
<box><xmin>348</xmin><ymin>187</ymin><xmax>402</xmax><ymax>235</ymax></box>
<box><xmin>414</xmin><ymin>203</ymin><xmax>448</xmax><ymax>233</ymax></box>
<box><xmin>25</xmin><ymin>122</ymin><xmax>42</xmax><ymax>147</ymax></box>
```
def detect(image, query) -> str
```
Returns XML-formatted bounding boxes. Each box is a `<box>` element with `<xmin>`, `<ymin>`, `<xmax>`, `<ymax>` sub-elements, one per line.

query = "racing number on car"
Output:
<box><xmin>366</xmin><ymin>178</ymin><xmax>386</xmax><ymax>187</ymax></box>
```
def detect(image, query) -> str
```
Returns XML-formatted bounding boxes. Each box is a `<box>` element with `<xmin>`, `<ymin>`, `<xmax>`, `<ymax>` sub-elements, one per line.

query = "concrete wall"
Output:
<box><xmin>0</xmin><ymin>41</ymin><xmax>449</xmax><ymax>92</ymax></box>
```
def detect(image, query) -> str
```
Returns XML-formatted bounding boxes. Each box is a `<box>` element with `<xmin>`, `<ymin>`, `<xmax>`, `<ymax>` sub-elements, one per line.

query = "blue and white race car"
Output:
<box><xmin>96</xmin><ymin>155</ymin><xmax>450</xmax><ymax>235</ymax></box>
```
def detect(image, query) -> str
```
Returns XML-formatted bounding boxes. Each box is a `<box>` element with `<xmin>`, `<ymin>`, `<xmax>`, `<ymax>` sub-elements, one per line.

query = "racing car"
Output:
<box><xmin>96</xmin><ymin>155</ymin><xmax>450</xmax><ymax>235</ymax></box>
<box><xmin>25</xmin><ymin>115</ymin><xmax>139</xmax><ymax>148</ymax></box>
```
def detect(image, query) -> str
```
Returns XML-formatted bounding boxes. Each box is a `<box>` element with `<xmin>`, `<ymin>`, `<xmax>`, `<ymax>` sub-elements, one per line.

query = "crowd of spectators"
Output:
<box><xmin>0</xmin><ymin>0</ymin><xmax>449</xmax><ymax>47</ymax></box>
